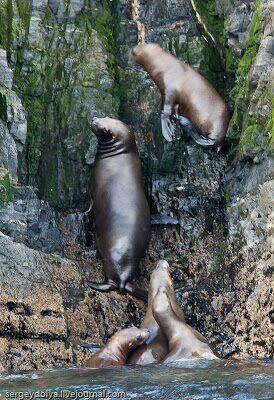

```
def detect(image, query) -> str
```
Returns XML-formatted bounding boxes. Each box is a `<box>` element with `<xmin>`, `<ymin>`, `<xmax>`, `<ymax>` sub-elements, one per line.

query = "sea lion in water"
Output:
<box><xmin>152</xmin><ymin>288</ymin><xmax>218</xmax><ymax>362</ymax></box>
<box><xmin>131</xmin><ymin>43</ymin><xmax>231</xmax><ymax>152</ymax></box>
<box><xmin>85</xmin><ymin>327</ymin><xmax>150</xmax><ymax>368</ymax></box>
<box><xmin>87</xmin><ymin>117</ymin><xmax>151</xmax><ymax>299</ymax></box>
<box><xmin>127</xmin><ymin>260</ymin><xmax>185</xmax><ymax>365</ymax></box>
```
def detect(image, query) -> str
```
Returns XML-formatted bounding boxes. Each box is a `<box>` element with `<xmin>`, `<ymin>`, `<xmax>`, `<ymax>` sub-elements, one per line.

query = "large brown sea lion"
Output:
<box><xmin>127</xmin><ymin>260</ymin><xmax>185</xmax><ymax>365</ymax></box>
<box><xmin>87</xmin><ymin>117</ymin><xmax>151</xmax><ymax>299</ymax></box>
<box><xmin>85</xmin><ymin>327</ymin><xmax>150</xmax><ymax>368</ymax></box>
<box><xmin>152</xmin><ymin>288</ymin><xmax>218</xmax><ymax>362</ymax></box>
<box><xmin>131</xmin><ymin>43</ymin><xmax>231</xmax><ymax>152</ymax></box>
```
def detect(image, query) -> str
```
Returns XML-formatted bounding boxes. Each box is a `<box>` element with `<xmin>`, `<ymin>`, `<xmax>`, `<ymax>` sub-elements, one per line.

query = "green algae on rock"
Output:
<box><xmin>227</xmin><ymin>0</ymin><xmax>264</xmax><ymax>156</ymax></box>
<box><xmin>0</xmin><ymin>167</ymin><xmax>12</xmax><ymax>207</ymax></box>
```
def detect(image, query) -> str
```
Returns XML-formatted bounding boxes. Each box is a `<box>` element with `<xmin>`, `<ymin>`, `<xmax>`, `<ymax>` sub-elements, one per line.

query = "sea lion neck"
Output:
<box><xmin>105</xmin><ymin>335</ymin><xmax>129</xmax><ymax>363</ymax></box>
<box><xmin>96</xmin><ymin>138</ymin><xmax>138</xmax><ymax>159</ymax></box>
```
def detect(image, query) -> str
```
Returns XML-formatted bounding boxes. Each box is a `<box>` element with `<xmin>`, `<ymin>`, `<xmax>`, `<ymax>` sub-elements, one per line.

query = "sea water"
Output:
<box><xmin>0</xmin><ymin>359</ymin><xmax>273</xmax><ymax>400</ymax></box>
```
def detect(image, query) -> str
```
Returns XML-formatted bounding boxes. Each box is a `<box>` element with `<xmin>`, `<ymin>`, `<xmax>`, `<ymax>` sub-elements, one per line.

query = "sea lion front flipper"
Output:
<box><xmin>161</xmin><ymin>112</ymin><xmax>176</xmax><ymax>142</ymax></box>
<box><xmin>178</xmin><ymin>116</ymin><xmax>216</xmax><ymax>147</ymax></box>
<box><xmin>125</xmin><ymin>282</ymin><xmax>148</xmax><ymax>302</ymax></box>
<box><xmin>87</xmin><ymin>280</ymin><xmax>118</xmax><ymax>292</ymax></box>
<box><xmin>160</xmin><ymin>94</ymin><xmax>176</xmax><ymax>142</ymax></box>
<box><xmin>84</xmin><ymin>199</ymin><xmax>93</xmax><ymax>215</ymax></box>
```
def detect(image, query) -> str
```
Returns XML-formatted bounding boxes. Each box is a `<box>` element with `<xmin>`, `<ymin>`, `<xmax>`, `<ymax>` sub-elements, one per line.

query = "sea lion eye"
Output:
<box><xmin>136</xmin><ymin>334</ymin><xmax>142</xmax><ymax>341</ymax></box>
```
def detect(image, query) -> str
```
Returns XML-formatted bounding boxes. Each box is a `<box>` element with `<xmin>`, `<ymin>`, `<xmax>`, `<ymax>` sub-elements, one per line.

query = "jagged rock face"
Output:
<box><xmin>4</xmin><ymin>0</ymin><xmax>118</xmax><ymax>209</ymax></box>
<box><xmin>2</xmin><ymin>0</ymin><xmax>226</xmax><ymax>209</ymax></box>
<box><xmin>0</xmin><ymin>49</ymin><xmax>27</xmax><ymax>181</ymax></box>
<box><xmin>0</xmin><ymin>231</ymin><xmax>145</xmax><ymax>370</ymax></box>
<box><xmin>0</xmin><ymin>0</ymin><xmax>273</xmax><ymax>370</ymax></box>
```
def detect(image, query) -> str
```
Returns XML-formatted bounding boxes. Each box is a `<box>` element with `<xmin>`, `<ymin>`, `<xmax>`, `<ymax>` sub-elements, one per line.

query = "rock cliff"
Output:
<box><xmin>0</xmin><ymin>0</ymin><xmax>273</xmax><ymax>369</ymax></box>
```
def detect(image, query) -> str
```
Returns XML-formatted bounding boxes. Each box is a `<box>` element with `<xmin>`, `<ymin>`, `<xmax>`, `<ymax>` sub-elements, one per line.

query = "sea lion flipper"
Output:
<box><xmin>81</xmin><ymin>343</ymin><xmax>101</xmax><ymax>353</ymax></box>
<box><xmin>84</xmin><ymin>199</ymin><xmax>93</xmax><ymax>215</ymax></box>
<box><xmin>87</xmin><ymin>280</ymin><xmax>118</xmax><ymax>292</ymax></box>
<box><xmin>178</xmin><ymin>116</ymin><xmax>216</xmax><ymax>147</ymax></box>
<box><xmin>125</xmin><ymin>282</ymin><xmax>148</xmax><ymax>302</ymax></box>
<box><xmin>160</xmin><ymin>94</ymin><xmax>177</xmax><ymax>141</ymax></box>
<box><xmin>161</xmin><ymin>111</ymin><xmax>176</xmax><ymax>142</ymax></box>
<box><xmin>151</xmin><ymin>214</ymin><xmax>179</xmax><ymax>225</ymax></box>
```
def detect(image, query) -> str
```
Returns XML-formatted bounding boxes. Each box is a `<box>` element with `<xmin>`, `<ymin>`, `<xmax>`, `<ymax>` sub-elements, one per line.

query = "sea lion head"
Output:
<box><xmin>90</xmin><ymin>117</ymin><xmax>135</xmax><ymax>147</ymax></box>
<box><xmin>150</xmin><ymin>260</ymin><xmax>173</xmax><ymax>297</ymax></box>
<box><xmin>118</xmin><ymin>327</ymin><xmax>150</xmax><ymax>351</ymax></box>
<box><xmin>130</xmin><ymin>42</ymin><xmax>161</xmax><ymax>63</ymax></box>
<box><xmin>144</xmin><ymin>260</ymin><xmax>173</xmax><ymax>345</ymax></box>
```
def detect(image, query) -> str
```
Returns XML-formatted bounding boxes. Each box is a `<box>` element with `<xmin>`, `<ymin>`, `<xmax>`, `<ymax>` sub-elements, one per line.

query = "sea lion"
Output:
<box><xmin>87</xmin><ymin>117</ymin><xmax>151</xmax><ymax>299</ymax></box>
<box><xmin>85</xmin><ymin>327</ymin><xmax>150</xmax><ymax>368</ymax></box>
<box><xmin>131</xmin><ymin>43</ymin><xmax>231</xmax><ymax>152</ymax></box>
<box><xmin>152</xmin><ymin>288</ymin><xmax>218</xmax><ymax>362</ymax></box>
<box><xmin>127</xmin><ymin>260</ymin><xmax>185</xmax><ymax>365</ymax></box>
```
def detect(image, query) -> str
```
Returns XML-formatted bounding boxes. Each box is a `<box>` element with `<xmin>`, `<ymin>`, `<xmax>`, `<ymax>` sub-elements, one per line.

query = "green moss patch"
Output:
<box><xmin>266</xmin><ymin>94</ymin><xmax>274</xmax><ymax>147</ymax></box>
<box><xmin>0</xmin><ymin>168</ymin><xmax>12</xmax><ymax>207</ymax></box>
<box><xmin>191</xmin><ymin>0</ymin><xmax>225</xmax><ymax>47</ymax></box>
<box><xmin>227</xmin><ymin>0</ymin><xmax>263</xmax><ymax>156</ymax></box>
<box><xmin>238</xmin><ymin>124</ymin><xmax>261</xmax><ymax>157</ymax></box>
<box><xmin>230</xmin><ymin>0</ymin><xmax>263</xmax><ymax>105</ymax></box>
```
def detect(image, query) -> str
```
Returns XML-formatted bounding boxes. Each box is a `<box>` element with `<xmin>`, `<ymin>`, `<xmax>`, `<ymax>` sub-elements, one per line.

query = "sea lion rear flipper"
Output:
<box><xmin>178</xmin><ymin>116</ymin><xmax>216</xmax><ymax>147</ymax></box>
<box><xmin>81</xmin><ymin>343</ymin><xmax>101</xmax><ymax>353</ymax></box>
<box><xmin>151</xmin><ymin>214</ymin><xmax>179</xmax><ymax>225</ymax></box>
<box><xmin>125</xmin><ymin>282</ymin><xmax>148</xmax><ymax>302</ymax></box>
<box><xmin>87</xmin><ymin>280</ymin><xmax>118</xmax><ymax>292</ymax></box>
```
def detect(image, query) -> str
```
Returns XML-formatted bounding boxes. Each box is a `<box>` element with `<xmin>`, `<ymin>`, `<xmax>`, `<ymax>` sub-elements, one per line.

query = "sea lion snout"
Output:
<box><xmin>152</xmin><ymin>259</ymin><xmax>170</xmax><ymax>280</ymax></box>
<box><xmin>127</xmin><ymin>327</ymin><xmax>150</xmax><ymax>349</ymax></box>
<box><xmin>138</xmin><ymin>328</ymin><xmax>150</xmax><ymax>342</ymax></box>
<box><xmin>90</xmin><ymin>117</ymin><xmax>132</xmax><ymax>144</ymax></box>
<box><xmin>155</xmin><ymin>259</ymin><xmax>169</xmax><ymax>271</ymax></box>
<box><xmin>130</xmin><ymin>44</ymin><xmax>142</xmax><ymax>59</ymax></box>
<box><xmin>150</xmin><ymin>260</ymin><xmax>173</xmax><ymax>296</ymax></box>
<box><xmin>90</xmin><ymin>116</ymin><xmax>106</xmax><ymax>131</ymax></box>
<box><xmin>135</xmin><ymin>328</ymin><xmax>150</xmax><ymax>347</ymax></box>
<box><xmin>90</xmin><ymin>117</ymin><xmax>114</xmax><ymax>143</ymax></box>
<box><xmin>130</xmin><ymin>43</ymin><xmax>160</xmax><ymax>61</ymax></box>
<box><xmin>90</xmin><ymin>116</ymin><xmax>100</xmax><ymax>133</ymax></box>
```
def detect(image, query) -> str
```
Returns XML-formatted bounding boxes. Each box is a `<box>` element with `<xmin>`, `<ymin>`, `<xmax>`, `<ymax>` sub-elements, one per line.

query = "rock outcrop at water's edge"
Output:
<box><xmin>0</xmin><ymin>0</ymin><xmax>273</xmax><ymax>369</ymax></box>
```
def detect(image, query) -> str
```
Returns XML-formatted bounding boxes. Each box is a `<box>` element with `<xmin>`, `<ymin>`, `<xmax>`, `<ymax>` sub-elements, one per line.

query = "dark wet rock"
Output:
<box><xmin>0</xmin><ymin>50</ymin><xmax>13</xmax><ymax>89</ymax></box>
<box><xmin>0</xmin><ymin>50</ymin><xmax>27</xmax><ymax>179</ymax></box>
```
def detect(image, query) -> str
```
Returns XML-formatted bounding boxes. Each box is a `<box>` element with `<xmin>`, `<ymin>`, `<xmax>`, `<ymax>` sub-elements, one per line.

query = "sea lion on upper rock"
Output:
<box><xmin>85</xmin><ymin>327</ymin><xmax>150</xmax><ymax>368</ymax></box>
<box><xmin>131</xmin><ymin>43</ymin><xmax>231</xmax><ymax>152</ymax></box>
<box><xmin>87</xmin><ymin>117</ymin><xmax>151</xmax><ymax>300</ymax></box>
<box><xmin>127</xmin><ymin>260</ymin><xmax>185</xmax><ymax>365</ymax></box>
<box><xmin>152</xmin><ymin>287</ymin><xmax>218</xmax><ymax>362</ymax></box>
